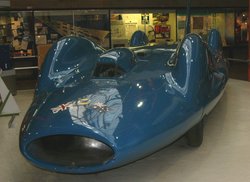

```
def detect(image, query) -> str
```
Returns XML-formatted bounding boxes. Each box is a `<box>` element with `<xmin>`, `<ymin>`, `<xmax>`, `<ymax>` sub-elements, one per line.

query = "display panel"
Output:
<box><xmin>177</xmin><ymin>10</ymin><xmax>235</xmax><ymax>46</ymax></box>
<box><xmin>110</xmin><ymin>10</ymin><xmax>176</xmax><ymax>47</ymax></box>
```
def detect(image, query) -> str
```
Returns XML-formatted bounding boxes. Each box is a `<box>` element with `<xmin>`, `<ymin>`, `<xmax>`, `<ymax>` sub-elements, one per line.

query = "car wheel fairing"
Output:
<box><xmin>26</xmin><ymin>135</ymin><xmax>114</xmax><ymax>167</ymax></box>
<box><xmin>37</xmin><ymin>36</ymin><xmax>104</xmax><ymax>94</ymax></box>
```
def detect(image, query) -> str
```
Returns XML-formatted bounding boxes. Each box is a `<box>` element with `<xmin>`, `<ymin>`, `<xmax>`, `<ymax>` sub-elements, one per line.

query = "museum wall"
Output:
<box><xmin>10</xmin><ymin>0</ymin><xmax>248</xmax><ymax>10</ymax></box>
<box><xmin>1</xmin><ymin>1</ymin><xmax>249</xmax><ymax>88</ymax></box>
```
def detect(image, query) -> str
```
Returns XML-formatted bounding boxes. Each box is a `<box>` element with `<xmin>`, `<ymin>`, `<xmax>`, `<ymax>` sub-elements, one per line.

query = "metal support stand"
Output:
<box><xmin>8</xmin><ymin>115</ymin><xmax>16</xmax><ymax>128</ymax></box>
<box><xmin>0</xmin><ymin>75</ymin><xmax>20</xmax><ymax>128</ymax></box>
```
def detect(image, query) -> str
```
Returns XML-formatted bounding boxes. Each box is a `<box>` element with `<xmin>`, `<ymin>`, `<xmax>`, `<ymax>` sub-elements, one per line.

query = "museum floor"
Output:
<box><xmin>1</xmin><ymin>79</ymin><xmax>250</xmax><ymax>182</ymax></box>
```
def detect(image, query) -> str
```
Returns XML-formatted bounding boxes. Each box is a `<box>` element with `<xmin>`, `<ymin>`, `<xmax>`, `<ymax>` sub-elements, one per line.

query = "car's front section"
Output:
<box><xmin>20</xmin><ymin>72</ymin><xmax>198</xmax><ymax>173</ymax></box>
<box><xmin>20</xmin><ymin>80</ymin><xmax>124</xmax><ymax>173</ymax></box>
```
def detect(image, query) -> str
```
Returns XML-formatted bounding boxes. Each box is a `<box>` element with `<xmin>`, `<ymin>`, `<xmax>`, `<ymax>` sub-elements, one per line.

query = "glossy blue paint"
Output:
<box><xmin>129</xmin><ymin>30</ymin><xmax>149</xmax><ymax>47</ymax></box>
<box><xmin>207</xmin><ymin>29</ymin><xmax>223</xmax><ymax>55</ymax></box>
<box><xmin>20</xmin><ymin>29</ymin><xmax>228</xmax><ymax>173</ymax></box>
<box><xmin>36</xmin><ymin>36</ymin><xmax>104</xmax><ymax>94</ymax></box>
<box><xmin>99</xmin><ymin>48</ymin><xmax>136</xmax><ymax>72</ymax></box>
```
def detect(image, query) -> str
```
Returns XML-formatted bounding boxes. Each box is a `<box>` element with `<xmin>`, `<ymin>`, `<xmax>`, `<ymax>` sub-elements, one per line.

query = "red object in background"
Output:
<box><xmin>155</xmin><ymin>25</ymin><xmax>161</xmax><ymax>34</ymax></box>
<box><xmin>160</xmin><ymin>26</ymin><xmax>168</xmax><ymax>33</ymax></box>
<box><xmin>160</xmin><ymin>25</ymin><xmax>171</xmax><ymax>33</ymax></box>
<box><xmin>154</xmin><ymin>25</ymin><xmax>171</xmax><ymax>33</ymax></box>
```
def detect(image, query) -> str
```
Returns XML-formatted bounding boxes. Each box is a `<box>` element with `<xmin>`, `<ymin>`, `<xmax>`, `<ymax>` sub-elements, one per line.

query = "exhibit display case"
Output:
<box><xmin>0</xmin><ymin>11</ymin><xmax>11</xmax><ymax>45</ymax></box>
<box><xmin>0</xmin><ymin>8</ymin><xmax>247</xmax><ymax>56</ymax></box>
<box><xmin>0</xmin><ymin>7</ymin><xmax>249</xmax><ymax>88</ymax></box>
<box><xmin>0</xmin><ymin>11</ymin><xmax>37</xmax><ymax>89</ymax></box>
<box><xmin>1</xmin><ymin>11</ymin><xmax>37</xmax><ymax>65</ymax></box>
<box><xmin>110</xmin><ymin>9</ymin><xmax>176</xmax><ymax>47</ymax></box>
<box><xmin>34</xmin><ymin>10</ymin><xmax>110</xmax><ymax>49</ymax></box>
<box><xmin>177</xmin><ymin>9</ymin><xmax>235</xmax><ymax>46</ymax></box>
<box><xmin>34</xmin><ymin>10</ymin><xmax>110</xmax><ymax>68</ymax></box>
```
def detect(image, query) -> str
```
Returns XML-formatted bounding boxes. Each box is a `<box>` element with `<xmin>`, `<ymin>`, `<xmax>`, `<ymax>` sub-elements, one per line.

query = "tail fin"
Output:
<box><xmin>167</xmin><ymin>34</ymin><xmax>207</xmax><ymax>99</ymax></box>
<box><xmin>129</xmin><ymin>30</ymin><xmax>149</xmax><ymax>47</ymax></box>
<box><xmin>207</xmin><ymin>29</ymin><xmax>223</xmax><ymax>55</ymax></box>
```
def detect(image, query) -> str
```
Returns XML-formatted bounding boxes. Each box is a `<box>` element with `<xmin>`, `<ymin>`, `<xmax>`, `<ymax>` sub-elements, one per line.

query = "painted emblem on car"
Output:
<box><xmin>51</xmin><ymin>98</ymin><xmax>90</xmax><ymax>114</ymax></box>
<box><xmin>92</xmin><ymin>102</ymin><xmax>109</xmax><ymax>112</ymax></box>
<box><xmin>51</xmin><ymin>98</ymin><xmax>109</xmax><ymax>114</ymax></box>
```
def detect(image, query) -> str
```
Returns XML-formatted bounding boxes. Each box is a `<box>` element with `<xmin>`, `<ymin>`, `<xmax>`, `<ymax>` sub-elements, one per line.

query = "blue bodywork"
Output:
<box><xmin>129</xmin><ymin>30</ymin><xmax>149</xmax><ymax>47</ymax></box>
<box><xmin>19</xmin><ymin>29</ymin><xmax>228</xmax><ymax>173</ymax></box>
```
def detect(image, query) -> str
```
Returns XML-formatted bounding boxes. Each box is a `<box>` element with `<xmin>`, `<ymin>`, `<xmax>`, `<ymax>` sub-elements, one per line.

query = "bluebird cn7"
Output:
<box><xmin>19</xmin><ymin>28</ymin><xmax>228</xmax><ymax>173</ymax></box>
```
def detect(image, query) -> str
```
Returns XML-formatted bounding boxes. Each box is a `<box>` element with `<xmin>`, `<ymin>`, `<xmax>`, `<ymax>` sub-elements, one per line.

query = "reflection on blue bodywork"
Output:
<box><xmin>37</xmin><ymin>36</ymin><xmax>104</xmax><ymax>93</ymax></box>
<box><xmin>48</xmin><ymin>39</ymin><xmax>77</xmax><ymax>87</ymax></box>
<box><xmin>165</xmin><ymin>38</ymin><xmax>192</xmax><ymax>96</ymax></box>
<box><xmin>69</xmin><ymin>88</ymin><xmax>122</xmax><ymax>136</ymax></box>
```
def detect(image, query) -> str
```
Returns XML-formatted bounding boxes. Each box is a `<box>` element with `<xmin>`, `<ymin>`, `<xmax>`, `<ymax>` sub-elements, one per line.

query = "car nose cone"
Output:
<box><xmin>26</xmin><ymin>135</ymin><xmax>114</xmax><ymax>167</ymax></box>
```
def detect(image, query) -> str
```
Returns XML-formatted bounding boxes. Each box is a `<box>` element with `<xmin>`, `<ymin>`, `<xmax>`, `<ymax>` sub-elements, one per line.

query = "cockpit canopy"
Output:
<box><xmin>93</xmin><ymin>48</ymin><xmax>136</xmax><ymax>77</ymax></box>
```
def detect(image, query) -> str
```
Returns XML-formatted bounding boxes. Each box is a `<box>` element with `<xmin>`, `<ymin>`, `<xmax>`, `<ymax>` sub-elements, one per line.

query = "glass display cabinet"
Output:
<box><xmin>177</xmin><ymin>9</ymin><xmax>235</xmax><ymax>46</ymax></box>
<box><xmin>110</xmin><ymin>9</ymin><xmax>176</xmax><ymax>47</ymax></box>
<box><xmin>34</xmin><ymin>10</ymin><xmax>110</xmax><ymax>47</ymax></box>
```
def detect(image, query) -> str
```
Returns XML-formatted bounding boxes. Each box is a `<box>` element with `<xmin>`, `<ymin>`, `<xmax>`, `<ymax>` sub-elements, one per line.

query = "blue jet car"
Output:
<box><xmin>19</xmin><ymin>28</ymin><xmax>228</xmax><ymax>173</ymax></box>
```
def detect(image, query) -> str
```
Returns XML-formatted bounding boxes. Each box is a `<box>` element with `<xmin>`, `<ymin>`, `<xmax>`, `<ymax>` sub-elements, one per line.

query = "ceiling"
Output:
<box><xmin>10</xmin><ymin>0</ymin><xmax>248</xmax><ymax>10</ymax></box>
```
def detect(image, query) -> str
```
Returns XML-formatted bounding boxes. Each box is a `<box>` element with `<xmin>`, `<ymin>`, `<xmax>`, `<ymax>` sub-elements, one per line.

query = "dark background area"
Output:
<box><xmin>10</xmin><ymin>0</ymin><xmax>248</xmax><ymax>10</ymax></box>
